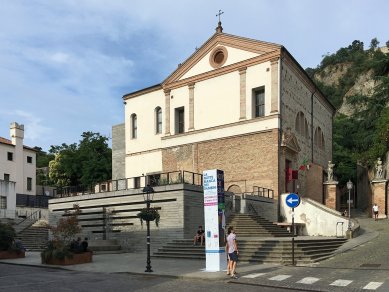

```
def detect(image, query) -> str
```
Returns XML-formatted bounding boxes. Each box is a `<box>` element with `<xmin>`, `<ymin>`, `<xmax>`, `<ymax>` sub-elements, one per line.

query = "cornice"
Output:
<box><xmin>165</xmin><ymin>50</ymin><xmax>281</xmax><ymax>91</ymax></box>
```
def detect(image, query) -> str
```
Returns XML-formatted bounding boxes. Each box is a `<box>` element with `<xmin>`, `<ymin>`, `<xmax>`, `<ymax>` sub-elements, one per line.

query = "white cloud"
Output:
<box><xmin>0</xmin><ymin>0</ymin><xmax>388</xmax><ymax>151</ymax></box>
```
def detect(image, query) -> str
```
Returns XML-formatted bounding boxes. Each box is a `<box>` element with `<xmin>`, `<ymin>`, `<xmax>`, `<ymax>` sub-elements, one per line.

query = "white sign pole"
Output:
<box><xmin>203</xmin><ymin>169</ymin><xmax>227</xmax><ymax>271</ymax></box>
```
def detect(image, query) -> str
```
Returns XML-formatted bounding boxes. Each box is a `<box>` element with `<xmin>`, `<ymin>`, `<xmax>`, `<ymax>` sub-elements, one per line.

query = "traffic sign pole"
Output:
<box><xmin>292</xmin><ymin>207</ymin><xmax>295</xmax><ymax>266</ymax></box>
<box><xmin>285</xmin><ymin>193</ymin><xmax>300</xmax><ymax>266</ymax></box>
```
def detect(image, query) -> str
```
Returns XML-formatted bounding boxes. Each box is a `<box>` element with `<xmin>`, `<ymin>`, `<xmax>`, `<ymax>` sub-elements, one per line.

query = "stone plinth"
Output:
<box><xmin>371</xmin><ymin>179</ymin><xmax>388</xmax><ymax>219</ymax></box>
<box><xmin>324</xmin><ymin>181</ymin><xmax>339</xmax><ymax>210</ymax></box>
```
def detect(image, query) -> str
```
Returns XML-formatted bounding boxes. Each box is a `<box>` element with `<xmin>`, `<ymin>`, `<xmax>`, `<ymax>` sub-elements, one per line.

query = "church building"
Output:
<box><xmin>113</xmin><ymin>22</ymin><xmax>335</xmax><ymax>202</ymax></box>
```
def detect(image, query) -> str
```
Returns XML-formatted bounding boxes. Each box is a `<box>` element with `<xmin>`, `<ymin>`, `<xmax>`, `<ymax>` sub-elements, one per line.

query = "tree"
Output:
<box><xmin>77</xmin><ymin>132</ymin><xmax>112</xmax><ymax>187</ymax></box>
<box><xmin>48</xmin><ymin>132</ymin><xmax>112</xmax><ymax>188</ymax></box>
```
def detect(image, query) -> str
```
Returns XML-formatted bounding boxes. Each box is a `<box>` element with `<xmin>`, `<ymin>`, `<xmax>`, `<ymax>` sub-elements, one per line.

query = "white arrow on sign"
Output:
<box><xmin>287</xmin><ymin>197</ymin><xmax>299</xmax><ymax>204</ymax></box>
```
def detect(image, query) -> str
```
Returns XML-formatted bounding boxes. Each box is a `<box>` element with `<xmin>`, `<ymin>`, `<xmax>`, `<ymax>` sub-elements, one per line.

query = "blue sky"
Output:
<box><xmin>0</xmin><ymin>0</ymin><xmax>388</xmax><ymax>151</ymax></box>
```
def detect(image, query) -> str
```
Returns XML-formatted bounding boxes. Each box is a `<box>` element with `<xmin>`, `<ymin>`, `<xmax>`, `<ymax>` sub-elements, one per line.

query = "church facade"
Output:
<box><xmin>113</xmin><ymin>24</ymin><xmax>335</xmax><ymax>201</ymax></box>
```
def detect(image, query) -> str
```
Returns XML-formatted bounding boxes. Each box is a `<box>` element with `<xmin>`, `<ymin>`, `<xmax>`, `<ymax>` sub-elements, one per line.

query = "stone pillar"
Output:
<box><xmin>188</xmin><ymin>83</ymin><xmax>195</xmax><ymax>131</ymax></box>
<box><xmin>270</xmin><ymin>58</ymin><xmax>279</xmax><ymax>113</ymax></box>
<box><xmin>164</xmin><ymin>89</ymin><xmax>171</xmax><ymax>135</ymax></box>
<box><xmin>371</xmin><ymin>179</ymin><xmax>387</xmax><ymax>218</ymax></box>
<box><xmin>239</xmin><ymin>67</ymin><xmax>247</xmax><ymax>120</ymax></box>
<box><xmin>323</xmin><ymin>181</ymin><xmax>339</xmax><ymax>210</ymax></box>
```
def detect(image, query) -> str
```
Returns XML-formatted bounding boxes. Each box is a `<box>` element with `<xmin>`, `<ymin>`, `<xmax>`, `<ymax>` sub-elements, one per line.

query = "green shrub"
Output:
<box><xmin>0</xmin><ymin>223</ymin><xmax>16</xmax><ymax>251</ymax></box>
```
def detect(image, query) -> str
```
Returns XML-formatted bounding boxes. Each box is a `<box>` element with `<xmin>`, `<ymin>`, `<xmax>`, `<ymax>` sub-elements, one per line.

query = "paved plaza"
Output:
<box><xmin>1</xmin><ymin>213</ymin><xmax>389</xmax><ymax>291</ymax></box>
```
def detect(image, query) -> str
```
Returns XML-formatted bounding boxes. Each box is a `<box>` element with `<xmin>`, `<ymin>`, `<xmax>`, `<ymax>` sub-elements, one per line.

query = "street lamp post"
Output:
<box><xmin>142</xmin><ymin>184</ymin><xmax>154</xmax><ymax>273</ymax></box>
<box><xmin>346</xmin><ymin>180</ymin><xmax>353</xmax><ymax>231</ymax></box>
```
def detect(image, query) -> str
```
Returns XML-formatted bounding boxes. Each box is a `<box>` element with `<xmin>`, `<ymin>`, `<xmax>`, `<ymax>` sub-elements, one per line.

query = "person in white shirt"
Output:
<box><xmin>226</xmin><ymin>226</ymin><xmax>239</xmax><ymax>279</ymax></box>
<box><xmin>373</xmin><ymin>204</ymin><xmax>379</xmax><ymax>221</ymax></box>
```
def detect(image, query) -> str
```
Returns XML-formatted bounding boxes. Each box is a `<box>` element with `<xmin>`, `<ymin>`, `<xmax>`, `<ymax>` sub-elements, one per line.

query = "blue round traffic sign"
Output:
<box><xmin>286</xmin><ymin>193</ymin><xmax>300</xmax><ymax>208</ymax></box>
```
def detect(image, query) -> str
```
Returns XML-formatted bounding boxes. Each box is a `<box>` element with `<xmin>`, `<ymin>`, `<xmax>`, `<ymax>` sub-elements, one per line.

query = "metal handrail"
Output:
<box><xmin>53</xmin><ymin>170</ymin><xmax>204</xmax><ymax>198</ymax></box>
<box><xmin>14</xmin><ymin>209</ymin><xmax>42</xmax><ymax>234</ymax></box>
<box><xmin>252</xmin><ymin>186</ymin><xmax>274</xmax><ymax>198</ymax></box>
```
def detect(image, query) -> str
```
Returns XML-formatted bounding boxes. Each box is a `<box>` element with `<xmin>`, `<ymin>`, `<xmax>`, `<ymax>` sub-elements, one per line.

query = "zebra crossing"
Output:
<box><xmin>240</xmin><ymin>272</ymin><xmax>384</xmax><ymax>290</ymax></box>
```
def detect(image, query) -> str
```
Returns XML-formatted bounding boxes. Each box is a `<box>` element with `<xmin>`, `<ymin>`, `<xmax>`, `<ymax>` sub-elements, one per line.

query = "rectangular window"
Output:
<box><xmin>253</xmin><ymin>87</ymin><xmax>265</xmax><ymax>118</ymax></box>
<box><xmin>27</xmin><ymin>177</ymin><xmax>32</xmax><ymax>191</ymax></box>
<box><xmin>7</xmin><ymin>152</ymin><xmax>13</xmax><ymax>161</ymax></box>
<box><xmin>4</xmin><ymin>174</ymin><xmax>10</xmax><ymax>181</ymax></box>
<box><xmin>27</xmin><ymin>156</ymin><xmax>33</xmax><ymax>163</ymax></box>
<box><xmin>156</xmin><ymin>108</ymin><xmax>162</xmax><ymax>134</ymax></box>
<box><xmin>131</xmin><ymin>114</ymin><xmax>137</xmax><ymax>139</ymax></box>
<box><xmin>134</xmin><ymin>177</ymin><xmax>140</xmax><ymax>189</ymax></box>
<box><xmin>175</xmin><ymin>107</ymin><xmax>185</xmax><ymax>134</ymax></box>
<box><xmin>0</xmin><ymin>196</ymin><xmax>6</xmax><ymax>209</ymax></box>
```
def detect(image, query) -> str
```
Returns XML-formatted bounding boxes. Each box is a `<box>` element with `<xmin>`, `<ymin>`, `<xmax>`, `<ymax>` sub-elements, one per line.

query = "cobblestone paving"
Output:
<box><xmin>318</xmin><ymin>215</ymin><xmax>389</xmax><ymax>270</ymax></box>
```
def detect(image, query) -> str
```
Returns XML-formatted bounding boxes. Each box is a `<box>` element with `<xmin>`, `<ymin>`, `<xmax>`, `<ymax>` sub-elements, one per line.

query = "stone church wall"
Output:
<box><xmin>162</xmin><ymin>129</ymin><xmax>280</xmax><ymax>199</ymax></box>
<box><xmin>280</xmin><ymin>60</ymin><xmax>333</xmax><ymax>200</ymax></box>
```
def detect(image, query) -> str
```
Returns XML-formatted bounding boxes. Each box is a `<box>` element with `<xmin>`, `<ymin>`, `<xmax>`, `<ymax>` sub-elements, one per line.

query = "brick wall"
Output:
<box><xmin>305</xmin><ymin>163</ymin><xmax>324</xmax><ymax>203</ymax></box>
<box><xmin>162</xmin><ymin>130</ymin><xmax>280</xmax><ymax>198</ymax></box>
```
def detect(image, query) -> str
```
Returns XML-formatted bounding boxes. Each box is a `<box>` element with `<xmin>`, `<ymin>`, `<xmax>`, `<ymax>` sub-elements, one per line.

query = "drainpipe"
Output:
<box><xmin>311</xmin><ymin>90</ymin><xmax>316</xmax><ymax>164</ymax></box>
<box><xmin>278</xmin><ymin>53</ymin><xmax>283</xmax><ymax>222</ymax></box>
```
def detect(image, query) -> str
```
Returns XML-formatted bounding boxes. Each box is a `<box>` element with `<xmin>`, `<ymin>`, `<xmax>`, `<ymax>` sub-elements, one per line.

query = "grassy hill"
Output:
<box><xmin>306</xmin><ymin>39</ymin><xmax>389</xmax><ymax>184</ymax></box>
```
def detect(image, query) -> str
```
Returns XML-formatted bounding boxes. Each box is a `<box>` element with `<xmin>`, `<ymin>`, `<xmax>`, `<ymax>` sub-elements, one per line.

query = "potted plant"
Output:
<box><xmin>0</xmin><ymin>223</ymin><xmax>25</xmax><ymax>259</ymax></box>
<box><xmin>137</xmin><ymin>207</ymin><xmax>160</xmax><ymax>227</ymax></box>
<box><xmin>41</xmin><ymin>204</ymin><xmax>92</xmax><ymax>265</ymax></box>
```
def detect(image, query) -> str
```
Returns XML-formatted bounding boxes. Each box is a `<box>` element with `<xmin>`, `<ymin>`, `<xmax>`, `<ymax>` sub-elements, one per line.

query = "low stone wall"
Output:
<box><xmin>236</xmin><ymin>194</ymin><xmax>278</xmax><ymax>222</ymax></box>
<box><xmin>48</xmin><ymin>184</ymin><xmax>206</xmax><ymax>252</ymax></box>
<box><xmin>280</xmin><ymin>193</ymin><xmax>354</xmax><ymax>237</ymax></box>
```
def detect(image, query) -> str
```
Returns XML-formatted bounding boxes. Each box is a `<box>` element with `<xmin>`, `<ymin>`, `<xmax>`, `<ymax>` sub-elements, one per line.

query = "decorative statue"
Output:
<box><xmin>327</xmin><ymin>161</ymin><xmax>335</xmax><ymax>182</ymax></box>
<box><xmin>375</xmin><ymin>157</ymin><xmax>383</xmax><ymax>179</ymax></box>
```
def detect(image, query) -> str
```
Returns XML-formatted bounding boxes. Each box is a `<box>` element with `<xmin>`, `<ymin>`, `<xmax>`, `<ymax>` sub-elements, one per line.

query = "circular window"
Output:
<box><xmin>209</xmin><ymin>46</ymin><xmax>228</xmax><ymax>68</ymax></box>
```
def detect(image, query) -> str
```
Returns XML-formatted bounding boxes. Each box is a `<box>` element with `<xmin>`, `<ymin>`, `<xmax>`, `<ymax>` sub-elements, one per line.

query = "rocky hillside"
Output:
<box><xmin>306</xmin><ymin>39</ymin><xmax>389</xmax><ymax>184</ymax></box>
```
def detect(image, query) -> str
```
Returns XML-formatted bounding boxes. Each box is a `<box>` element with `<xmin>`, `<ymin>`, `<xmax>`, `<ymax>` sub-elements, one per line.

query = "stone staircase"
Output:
<box><xmin>12</xmin><ymin>218</ymin><xmax>36</xmax><ymax>234</ymax></box>
<box><xmin>153</xmin><ymin>237</ymin><xmax>347</xmax><ymax>265</ymax></box>
<box><xmin>238</xmin><ymin>238</ymin><xmax>347</xmax><ymax>265</ymax></box>
<box><xmin>228</xmin><ymin>213</ymin><xmax>291</xmax><ymax>237</ymax></box>
<box><xmin>153</xmin><ymin>212</ymin><xmax>347</xmax><ymax>264</ymax></box>
<box><xmin>16</xmin><ymin>226</ymin><xmax>49</xmax><ymax>251</ymax></box>
<box><xmin>153</xmin><ymin>239</ymin><xmax>205</xmax><ymax>259</ymax></box>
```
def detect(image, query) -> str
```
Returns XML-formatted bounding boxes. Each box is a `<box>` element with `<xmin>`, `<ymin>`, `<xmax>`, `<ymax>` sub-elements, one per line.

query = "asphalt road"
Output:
<box><xmin>0</xmin><ymin>264</ymin><xmax>297</xmax><ymax>292</ymax></box>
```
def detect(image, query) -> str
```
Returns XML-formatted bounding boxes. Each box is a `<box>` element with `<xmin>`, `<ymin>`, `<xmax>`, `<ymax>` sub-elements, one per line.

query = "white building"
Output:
<box><xmin>0</xmin><ymin>122</ymin><xmax>36</xmax><ymax>218</ymax></box>
<box><xmin>113</xmin><ymin>23</ymin><xmax>335</xmax><ymax>202</ymax></box>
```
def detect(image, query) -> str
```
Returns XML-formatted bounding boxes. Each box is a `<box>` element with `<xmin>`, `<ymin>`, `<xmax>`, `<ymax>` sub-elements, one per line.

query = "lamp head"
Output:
<box><xmin>346</xmin><ymin>180</ymin><xmax>353</xmax><ymax>190</ymax></box>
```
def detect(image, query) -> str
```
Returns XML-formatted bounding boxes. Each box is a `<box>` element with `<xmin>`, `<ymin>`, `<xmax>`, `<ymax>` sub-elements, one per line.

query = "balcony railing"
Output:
<box><xmin>54</xmin><ymin>170</ymin><xmax>203</xmax><ymax>198</ymax></box>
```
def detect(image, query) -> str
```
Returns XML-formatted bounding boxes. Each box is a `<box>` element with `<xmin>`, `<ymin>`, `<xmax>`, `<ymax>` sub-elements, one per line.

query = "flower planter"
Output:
<box><xmin>42</xmin><ymin>251</ymin><xmax>93</xmax><ymax>265</ymax></box>
<box><xmin>0</xmin><ymin>250</ymin><xmax>25</xmax><ymax>259</ymax></box>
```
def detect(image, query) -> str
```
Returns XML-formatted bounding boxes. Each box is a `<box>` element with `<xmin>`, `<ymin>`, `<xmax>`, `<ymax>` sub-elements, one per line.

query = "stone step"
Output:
<box><xmin>152</xmin><ymin>253</ymin><xmax>205</xmax><ymax>260</ymax></box>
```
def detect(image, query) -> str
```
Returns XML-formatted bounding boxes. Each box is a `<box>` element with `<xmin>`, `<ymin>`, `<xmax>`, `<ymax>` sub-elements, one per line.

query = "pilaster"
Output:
<box><xmin>371</xmin><ymin>179</ymin><xmax>387</xmax><ymax>218</ymax></box>
<box><xmin>270</xmin><ymin>58</ymin><xmax>279</xmax><ymax>113</ymax></box>
<box><xmin>323</xmin><ymin>181</ymin><xmax>339</xmax><ymax>210</ymax></box>
<box><xmin>239</xmin><ymin>67</ymin><xmax>247</xmax><ymax>120</ymax></box>
<box><xmin>164</xmin><ymin>89</ymin><xmax>171</xmax><ymax>135</ymax></box>
<box><xmin>188</xmin><ymin>83</ymin><xmax>195</xmax><ymax>131</ymax></box>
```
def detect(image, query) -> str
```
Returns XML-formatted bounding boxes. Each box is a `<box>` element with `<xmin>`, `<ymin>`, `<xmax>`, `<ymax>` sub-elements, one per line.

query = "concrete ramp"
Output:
<box><xmin>280</xmin><ymin>194</ymin><xmax>356</xmax><ymax>237</ymax></box>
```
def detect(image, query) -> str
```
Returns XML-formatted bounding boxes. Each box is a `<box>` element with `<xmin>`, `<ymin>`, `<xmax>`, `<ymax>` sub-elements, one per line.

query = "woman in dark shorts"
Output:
<box><xmin>226</xmin><ymin>226</ymin><xmax>239</xmax><ymax>279</ymax></box>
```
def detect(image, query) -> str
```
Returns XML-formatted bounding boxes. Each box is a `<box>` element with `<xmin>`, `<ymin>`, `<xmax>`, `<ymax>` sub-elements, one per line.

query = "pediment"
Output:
<box><xmin>281</xmin><ymin>128</ymin><xmax>301</xmax><ymax>153</ymax></box>
<box><xmin>163</xmin><ymin>32</ymin><xmax>281</xmax><ymax>86</ymax></box>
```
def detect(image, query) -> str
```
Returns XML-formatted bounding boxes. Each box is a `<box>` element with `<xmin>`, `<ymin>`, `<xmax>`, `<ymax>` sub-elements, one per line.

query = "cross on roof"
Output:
<box><xmin>216</xmin><ymin>9</ymin><xmax>224</xmax><ymax>22</ymax></box>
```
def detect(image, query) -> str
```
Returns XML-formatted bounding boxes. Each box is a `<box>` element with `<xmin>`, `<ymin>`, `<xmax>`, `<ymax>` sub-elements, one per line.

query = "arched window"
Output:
<box><xmin>131</xmin><ymin>114</ymin><xmax>137</xmax><ymax>139</ymax></box>
<box><xmin>314</xmin><ymin>126</ymin><xmax>325</xmax><ymax>150</ymax></box>
<box><xmin>295</xmin><ymin>111</ymin><xmax>309</xmax><ymax>138</ymax></box>
<box><xmin>155</xmin><ymin>107</ymin><xmax>162</xmax><ymax>134</ymax></box>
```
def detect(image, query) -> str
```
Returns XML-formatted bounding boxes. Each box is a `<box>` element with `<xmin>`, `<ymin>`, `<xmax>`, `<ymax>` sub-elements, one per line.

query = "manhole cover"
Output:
<box><xmin>360</xmin><ymin>263</ymin><xmax>381</xmax><ymax>268</ymax></box>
